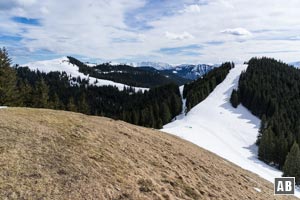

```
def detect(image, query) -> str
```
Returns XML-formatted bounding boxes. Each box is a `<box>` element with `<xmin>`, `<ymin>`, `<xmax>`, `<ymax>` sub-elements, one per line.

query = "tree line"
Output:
<box><xmin>232</xmin><ymin>57</ymin><xmax>300</xmax><ymax>184</ymax></box>
<box><xmin>183</xmin><ymin>62</ymin><xmax>234</xmax><ymax>112</ymax></box>
<box><xmin>0</xmin><ymin>48</ymin><xmax>181</xmax><ymax>129</ymax></box>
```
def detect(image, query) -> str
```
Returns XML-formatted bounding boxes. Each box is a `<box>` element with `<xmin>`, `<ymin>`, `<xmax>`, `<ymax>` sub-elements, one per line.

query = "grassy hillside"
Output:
<box><xmin>0</xmin><ymin>108</ymin><xmax>295</xmax><ymax>199</ymax></box>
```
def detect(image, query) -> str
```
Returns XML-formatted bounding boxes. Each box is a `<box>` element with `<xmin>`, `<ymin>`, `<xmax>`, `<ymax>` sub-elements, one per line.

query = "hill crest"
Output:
<box><xmin>0</xmin><ymin>108</ymin><xmax>295</xmax><ymax>199</ymax></box>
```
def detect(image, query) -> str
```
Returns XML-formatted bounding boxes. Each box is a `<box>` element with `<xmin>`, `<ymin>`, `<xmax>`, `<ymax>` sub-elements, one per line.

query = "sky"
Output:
<box><xmin>1</xmin><ymin>0</ymin><xmax>300</xmax><ymax>65</ymax></box>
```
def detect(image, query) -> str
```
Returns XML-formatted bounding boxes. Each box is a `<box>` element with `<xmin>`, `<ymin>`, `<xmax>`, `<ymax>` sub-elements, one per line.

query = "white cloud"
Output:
<box><xmin>16</xmin><ymin>0</ymin><xmax>36</xmax><ymax>6</ymax></box>
<box><xmin>180</xmin><ymin>4</ymin><xmax>201</xmax><ymax>13</ymax></box>
<box><xmin>165</xmin><ymin>31</ymin><xmax>194</xmax><ymax>40</ymax></box>
<box><xmin>221</xmin><ymin>28</ymin><xmax>252</xmax><ymax>36</ymax></box>
<box><xmin>2</xmin><ymin>0</ymin><xmax>300</xmax><ymax>64</ymax></box>
<box><xmin>0</xmin><ymin>0</ymin><xmax>36</xmax><ymax>10</ymax></box>
<box><xmin>289</xmin><ymin>35</ymin><xmax>300</xmax><ymax>40</ymax></box>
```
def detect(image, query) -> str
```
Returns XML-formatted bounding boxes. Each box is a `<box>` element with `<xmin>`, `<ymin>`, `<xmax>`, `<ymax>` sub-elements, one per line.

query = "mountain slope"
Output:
<box><xmin>23</xmin><ymin>57</ymin><xmax>214</xmax><ymax>88</ymax></box>
<box><xmin>0</xmin><ymin>108</ymin><xmax>294</xmax><ymax>199</ymax></box>
<box><xmin>163</xmin><ymin>64</ymin><xmax>300</xmax><ymax>196</ymax></box>
<box><xmin>23</xmin><ymin>57</ymin><xmax>148</xmax><ymax>91</ymax></box>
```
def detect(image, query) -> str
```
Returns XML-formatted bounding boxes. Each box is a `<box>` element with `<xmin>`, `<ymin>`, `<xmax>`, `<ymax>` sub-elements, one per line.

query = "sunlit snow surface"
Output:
<box><xmin>23</xmin><ymin>57</ymin><xmax>148</xmax><ymax>92</ymax></box>
<box><xmin>163</xmin><ymin>64</ymin><xmax>300</xmax><ymax>197</ymax></box>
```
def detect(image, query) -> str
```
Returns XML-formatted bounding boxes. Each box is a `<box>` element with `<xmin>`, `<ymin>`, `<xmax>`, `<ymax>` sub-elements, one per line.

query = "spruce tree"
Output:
<box><xmin>230</xmin><ymin>89</ymin><xmax>239</xmax><ymax>108</ymax></box>
<box><xmin>131</xmin><ymin>110</ymin><xmax>139</xmax><ymax>125</ymax></box>
<box><xmin>49</xmin><ymin>93</ymin><xmax>61</xmax><ymax>109</ymax></box>
<box><xmin>171</xmin><ymin>93</ymin><xmax>182</xmax><ymax>116</ymax></box>
<box><xmin>283</xmin><ymin>142</ymin><xmax>300</xmax><ymax>185</ymax></box>
<box><xmin>78</xmin><ymin>93</ymin><xmax>89</xmax><ymax>114</ymax></box>
<box><xmin>161</xmin><ymin>103</ymin><xmax>171</xmax><ymax>124</ymax></box>
<box><xmin>67</xmin><ymin>97</ymin><xmax>77</xmax><ymax>112</ymax></box>
<box><xmin>258</xmin><ymin>128</ymin><xmax>275</xmax><ymax>163</ymax></box>
<box><xmin>34</xmin><ymin>78</ymin><xmax>49</xmax><ymax>108</ymax></box>
<box><xmin>157</xmin><ymin>118</ymin><xmax>163</xmax><ymax>129</ymax></box>
<box><xmin>16</xmin><ymin>79</ymin><xmax>32</xmax><ymax>106</ymax></box>
<box><xmin>0</xmin><ymin>47</ymin><xmax>17</xmax><ymax>106</ymax></box>
<box><xmin>256</xmin><ymin>115</ymin><xmax>267</xmax><ymax>145</ymax></box>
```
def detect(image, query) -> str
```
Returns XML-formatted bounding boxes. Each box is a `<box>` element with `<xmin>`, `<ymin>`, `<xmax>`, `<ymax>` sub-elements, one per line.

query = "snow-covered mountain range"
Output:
<box><xmin>166</xmin><ymin>64</ymin><xmax>215</xmax><ymax>80</ymax></box>
<box><xmin>134</xmin><ymin>62</ymin><xmax>215</xmax><ymax>79</ymax></box>
<box><xmin>132</xmin><ymin>61</ymin><xmax>173</xmax><ymax>70</ymax></box>
<box><xmin>110</xmin><ymin>61</ymin><xmax>216</xmax><ymax>80</ymax></box>
<box><xmin>22</xmin><ymin>57</ymin><xmax>216</xmax><ymax>89</ymax></box>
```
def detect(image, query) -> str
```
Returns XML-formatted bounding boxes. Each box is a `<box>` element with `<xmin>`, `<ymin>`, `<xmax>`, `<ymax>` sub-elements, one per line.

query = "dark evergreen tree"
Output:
<box><xmin>16</xmin><ymin>79</ymin><xmax>33</xmax><ymax>106</ymax></box>
<box><xmin>33</xmin><ymin>78</ymin><xmax>49</xmax><ymax>108</ymax></box>
<box><xmin>161</xmin><ymin>103</ymin><xmax>171</xmax><ymax>124</ymax></box>
<box><xmin>258</xmin><ymin>128</ymin><xmax>275</xmax><ymax>163</ymax></box>
<box><xmin>67</xmin><ymin>97</ymin><xmax>77</xmax><ymax>112</ymax></box>
<box><xmin>274</xmin><ymin>133</ymin><xmax>288</xmax><ymax>169</ymax></box>
<box><xmin>49</xmin><ymin>93</ymin><xmax>61</xmax><ymax>109</ymax></box>
<box><xmin>256</xmin><ymin>115</ymin><xmax>267</xmax><ymax>145</ymax></box>
<box><xmin>283</xmin><ymin>142</ymin><xmax>300</xmax><ymax>185</ymax></box>
<box><xmin>0</xmin><ymin>48</ymin><xmax>17</xmax><ymax>106</ymax></box>
<box><xmin>230</xmin><ymin>89</ymin><xmax>239</xmax><ymax>108</ymax></box>
<box><xmin>78</xmin><ymin>93</ymin><xmax>89</xmax><ymax>114</ymax></box>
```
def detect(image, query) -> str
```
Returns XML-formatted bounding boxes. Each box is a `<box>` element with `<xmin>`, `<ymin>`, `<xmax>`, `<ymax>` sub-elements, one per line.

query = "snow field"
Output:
<box><xmin>162</xmin><ymin>64</ymin><xmax>300</xmax><ymax>197</ymax></box>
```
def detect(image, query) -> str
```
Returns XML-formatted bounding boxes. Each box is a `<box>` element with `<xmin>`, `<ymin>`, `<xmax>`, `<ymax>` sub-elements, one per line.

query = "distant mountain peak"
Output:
<box><xmin>133</xmin><ymin>61</ymin><xmax>173</xmax><ymax>70</ymax></box>
<box><xmin>289</xmin><ymin>61</ymin><xmax>300</xmax><ymax>68</ymax></box>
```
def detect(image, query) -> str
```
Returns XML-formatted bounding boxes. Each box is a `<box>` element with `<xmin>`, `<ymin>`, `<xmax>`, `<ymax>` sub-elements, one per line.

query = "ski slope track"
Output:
<box><xmin>163</xmin><ymin>64</ymin><xmax>300</xmax><ymax>197</ymax></box>
<box><xmin>23</xmin><ymin>57</ymin><xmax>148</xmax><ymax>92</ymax></box>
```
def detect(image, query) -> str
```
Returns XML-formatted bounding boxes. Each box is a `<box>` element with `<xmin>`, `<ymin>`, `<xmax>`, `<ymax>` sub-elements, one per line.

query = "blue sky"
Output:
<box><xmin>1</xmin><ymin>0</ymin><xmax>300</xmax><ymax>64</ymax></box>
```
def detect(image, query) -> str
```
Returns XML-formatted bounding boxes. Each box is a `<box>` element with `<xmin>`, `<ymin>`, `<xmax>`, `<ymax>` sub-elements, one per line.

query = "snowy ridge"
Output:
<box><xmin>162</xmin><ymin>64</ymin><xmax>300</xmax><ymax>197</ymax></box>
<box><xmin>171</xmin><ymin>64</ymin><xmax>213</xmax><ymax>80</ymax></box>
<box><xmin>23</xmin><ymin>57</ymin><xmax>148</xmax><ymax>92</ymax></box>
<box><xmin>133</xmin><ymin>61</ymin><xmax>173</xmax><ymax>70</ymax></box>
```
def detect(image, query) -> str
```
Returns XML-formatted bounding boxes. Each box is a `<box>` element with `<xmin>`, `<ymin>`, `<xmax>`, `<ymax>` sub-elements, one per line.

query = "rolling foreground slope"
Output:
<box><xmin>163</xmin><ymin>64</ymin><xmax>300</xmax><ymax>197</ymax></box>
<box><xmin>0</xmin><ymin>108</ymin><xmax>295</xmax><ymax>199</ymax></box>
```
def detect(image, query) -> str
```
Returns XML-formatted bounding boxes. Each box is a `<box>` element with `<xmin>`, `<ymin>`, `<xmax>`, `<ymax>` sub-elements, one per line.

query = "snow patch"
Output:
<box><xmin>0</xmin><ymin>106</ymin><xmax>7</xmax><ymax>109</ymax></box>
<box><xmin>253</xmin><ymin>187</ymin><xmax>261</xmax><ymax>192</ymax></box>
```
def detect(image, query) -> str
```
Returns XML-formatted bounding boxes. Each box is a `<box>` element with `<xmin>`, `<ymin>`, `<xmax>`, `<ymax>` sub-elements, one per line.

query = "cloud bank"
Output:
<box><xmin>1</xmin><ymin>0</ymin><xmax>300</xmax><ymax>64</ymax></box>
<box><xmin>221</xmin><ymin>28</ymin><xmax>252</xmax><ymax>36</ymax></box>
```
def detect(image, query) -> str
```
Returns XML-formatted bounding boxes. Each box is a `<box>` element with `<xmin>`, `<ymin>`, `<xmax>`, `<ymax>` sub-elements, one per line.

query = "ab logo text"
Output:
<box><xmin>274</xmin><ymin>177</ymin><xmax>295</xmax><ymax>195</ymax></box>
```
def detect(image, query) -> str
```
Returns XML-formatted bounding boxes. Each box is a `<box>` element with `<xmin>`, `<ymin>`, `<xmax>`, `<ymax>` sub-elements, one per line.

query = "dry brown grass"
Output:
<box><xmin>0</xmin><ymin>108</ymin><xmax>296</xmax><ymax>200</ymax></box>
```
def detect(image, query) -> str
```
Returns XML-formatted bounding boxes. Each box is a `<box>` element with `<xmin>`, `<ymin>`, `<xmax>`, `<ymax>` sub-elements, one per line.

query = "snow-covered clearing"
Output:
<box><xmin>162</xmin><ymin>64</ymin><xmax>300</xmax><ymax>197</ymax></box>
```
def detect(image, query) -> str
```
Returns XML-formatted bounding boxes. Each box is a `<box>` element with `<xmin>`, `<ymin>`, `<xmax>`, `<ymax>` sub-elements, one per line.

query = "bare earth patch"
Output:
<box><xmin>0</xmin><ymin>108</ymin><xmax>296</xmax><ymax>199</ymax></box>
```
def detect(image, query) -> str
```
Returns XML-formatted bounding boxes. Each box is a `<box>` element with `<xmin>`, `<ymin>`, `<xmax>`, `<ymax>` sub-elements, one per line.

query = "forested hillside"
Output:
<box><xmin>67</xmin><ymin>56</ymin><xmax>189</xmax><ymax>87</ymax></box>
<box><xmin>236</xmin><ymin>57</ymin><xmax>300</xmax><ymax>184</ymax></box>
<box><xmin>183</xmin><ymin>62</ymin><xmax>233</xmax><ymax>112</ymax></box>
<box><xmin>0</xmin><ymin>48</ymin><xmax>181</xmax><ymax>128</ymax></box>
